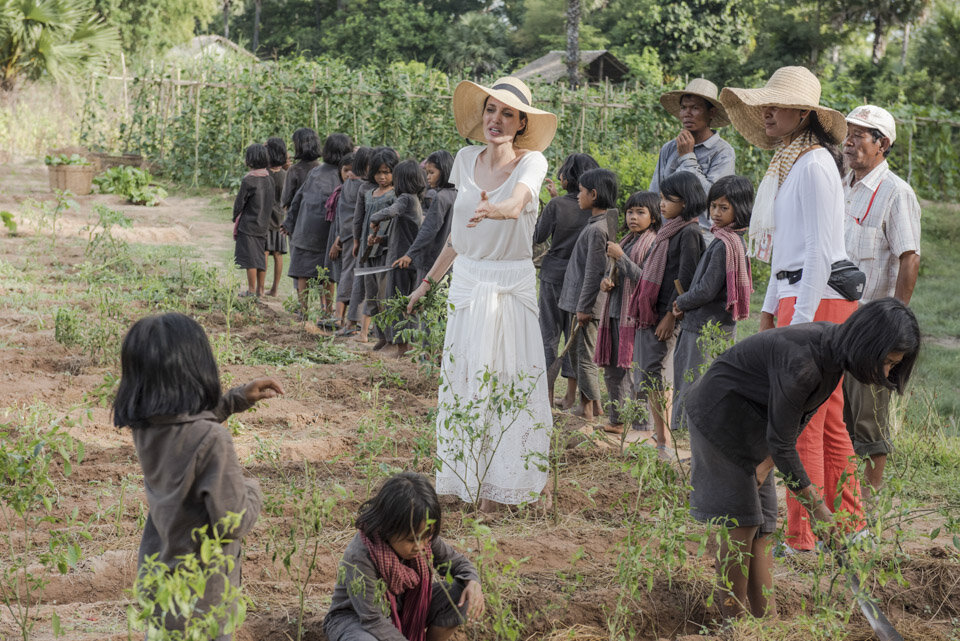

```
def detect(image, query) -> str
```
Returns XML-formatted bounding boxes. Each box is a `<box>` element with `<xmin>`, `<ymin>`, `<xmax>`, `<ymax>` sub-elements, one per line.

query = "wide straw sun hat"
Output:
<box><xmin>452</xmin><ymin>77</ymin><xmax>558</xmax><ymax>152</ymax></box>
<box><xmin>659</xmin><ymin>78</ymin><xmax>730</xmax><ymax>128</ymax></box>
<box><xmin>719</xmin><ymin>66</ymin><xmax>847</xmax><ymax>149</ymax></box>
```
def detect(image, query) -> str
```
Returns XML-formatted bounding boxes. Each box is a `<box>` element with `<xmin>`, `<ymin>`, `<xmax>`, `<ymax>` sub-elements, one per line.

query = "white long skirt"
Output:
<box><xmin>435</xmin><ymin>255</ymin><xmax>553</xmax><ymax>505</ymax></box>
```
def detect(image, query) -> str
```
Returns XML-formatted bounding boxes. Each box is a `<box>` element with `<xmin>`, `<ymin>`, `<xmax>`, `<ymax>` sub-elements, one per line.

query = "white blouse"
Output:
<box><xmin>761</xmin><ymin>148</ymin><xmax>848</xmax><ymax>324</ymax></box>
<box><xmin>449</xmin><ymin>145</ymin><xmax>548</xmax><ymax>261</ymax></box>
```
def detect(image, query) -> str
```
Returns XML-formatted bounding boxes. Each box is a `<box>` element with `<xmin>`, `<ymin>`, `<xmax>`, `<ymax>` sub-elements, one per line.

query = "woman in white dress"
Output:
<box><xmin>407</xmin><ymin>77</ymin><xmax>557</xmax><ymax>512</ymax></box>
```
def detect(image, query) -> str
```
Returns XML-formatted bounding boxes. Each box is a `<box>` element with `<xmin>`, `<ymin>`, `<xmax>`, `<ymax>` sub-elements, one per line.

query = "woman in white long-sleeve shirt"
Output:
<box><xmin>720</xmin><ymin>66</ymin><xmax>863</xmax><ymax>553</ymax></box>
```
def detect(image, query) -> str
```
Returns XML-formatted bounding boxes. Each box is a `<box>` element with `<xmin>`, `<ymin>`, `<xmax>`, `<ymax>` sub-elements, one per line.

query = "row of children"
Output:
<box><xmin>231</xmin><ymin>129</ymin><xmax>457</xmax><ymax>352</ymax></box>
<box><xmin>115</xmin><ymin>313</ymin><xmax>482</xmax><ymax>641</ymax></box>
<box><xmin>538</xmin><ymin>153</ymin><xmax>754</xmax><ymax>460</ymax></box>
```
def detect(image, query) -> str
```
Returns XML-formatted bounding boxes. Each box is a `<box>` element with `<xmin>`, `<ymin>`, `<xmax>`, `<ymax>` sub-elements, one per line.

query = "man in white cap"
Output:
<box><xmin>841</xmin><ymin>104</ymin><xmax>922</xmax><ymax>504</ymax></box>
<box><xmin>650</xmin><ymin>78</ymin><xmax>735</xmax><ymax>233</ymax></box>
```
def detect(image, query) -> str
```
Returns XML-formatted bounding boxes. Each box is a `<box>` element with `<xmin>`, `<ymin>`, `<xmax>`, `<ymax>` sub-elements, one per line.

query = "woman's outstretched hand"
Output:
<box><xmin>459</xmin><ymin>580</ymin><xmax>485</xmax><ymax>620</ymax></box>
<box><xmin>407</xmin><ymin>282</ymin><xmax>429</xmax><ymax>314</ymax></box>
<box><xmin>468</xmin><ymin>191</ymin><xmax>496</xmax><ymax>227</ymax></box>
<box><xmin>243</xmin><ymin>378</ymin><xmax>284</xmax><ymax>404</ymax></box>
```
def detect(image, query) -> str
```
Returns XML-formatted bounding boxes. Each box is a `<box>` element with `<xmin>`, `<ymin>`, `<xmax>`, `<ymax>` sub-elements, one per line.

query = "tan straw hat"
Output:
<box><xmin>659</xmin><ymin>78</ymin><xmax>730</xmax><ymax>128</ymax></box>
<box><xmin>452</xmin><ymin>77</ymin><xmax>558</xmax><ymax>152</ymax></box>
<box><xmin>719</xmin><ymin>66</ymin><xmax>847</xmax><ymax>149</ymax></box>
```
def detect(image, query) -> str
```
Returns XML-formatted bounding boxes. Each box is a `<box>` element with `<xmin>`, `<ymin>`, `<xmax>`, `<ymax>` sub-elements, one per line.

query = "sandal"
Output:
<box><xmin>656</xmin><ymin>444</ymin><xmax>676</xmax><ymax>462</ymax></box>
<box><xmin>334</xmin><ymin>325</ymin><xmax>358</xmax><ymax>337</ymax></box>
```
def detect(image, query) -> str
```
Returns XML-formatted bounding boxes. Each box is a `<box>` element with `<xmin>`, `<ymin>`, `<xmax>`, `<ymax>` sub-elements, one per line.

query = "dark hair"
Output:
<box><xmin>356</xmin><ymin>472</ymin><xmax>442</xmax><ymax>542</ymax></box>
<box><xmin>866</xmin><ymin>127</ymin><xmax>893</xmax><ymax>157</ymax></box>
<box><xmin>425</xmin><ymin>150</ymin><xmax>454</xmax><ymax>189</ymax></box>
<box><xmin>265</xmin><ymin>137</ymin><xmax>287</xmax><ymax>168</ymax></box>
<box><xmin>339</xmin><ymin>152</ymin><xmax>355</xmax><ymax>172</ymax></box>
<box><xmin>659</xmin><ymin>171</ymin><xmax>707</xmax><ymax>221</ymax></box>
<box><xmin>322</xmin><ymin>133</ymin><xmax>352</xmax><ymax>166</ymax></box>
<box><xmin>244</xmin><ymin>143</ymin><xmax>269</xmax><ymax>170</ymax></box>
<box><xmin>366</xmin><ymin>147</ymin><xmax>399</xmax><ymax>183</ymax></box>
<box><xmin>393</xmin><ymin>159</ymin><xmax>427</xmax><ymax>198</ymax></box>
<box><xmin>113</xmin><ymin>313</ymin><xmax>221</xmax><ymax>429</ymax></box>
<box><xmin>578</xmin><ymin>168</ymin><xmax>618</xmax><ymax>210</ymax></box>
<box><xmin>833</xmin><ymin>298</ymin><xmax>920</xmax><ymax>393</ymax></box>
<box><xmin>557</xmin><ymin>153</ymin><xmax>599</xmax><ymax>193</ymax></box>
<box><xmin>624</xmin><ymin>190</ymin><xmax>662</xmax><ymax>232</ymax></box>
<box><xmin>806</xmin><ymin>113</ymin><xmax>843</xmax><ymax>174</ymax></box>
<box><xmin>708</xmin><ymin>175</ymin><xmax>754</xmax><ymax>229</ymax></box>
<box><xmin>352</xmin><ymin>146</ymin><xmax>373</xmax><ymax>180</ymax></box>
<box><xmin>292</xmin><ymin>127</ymin><xmax>321</xmax><ymax>162</ymax></box>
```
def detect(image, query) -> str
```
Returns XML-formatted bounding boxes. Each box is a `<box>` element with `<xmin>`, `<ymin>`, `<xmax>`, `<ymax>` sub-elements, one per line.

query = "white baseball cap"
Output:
<box><xmin>846</xmin><ymin>105</ymin><xmax>896</xmax><ymax>144</ymax></box>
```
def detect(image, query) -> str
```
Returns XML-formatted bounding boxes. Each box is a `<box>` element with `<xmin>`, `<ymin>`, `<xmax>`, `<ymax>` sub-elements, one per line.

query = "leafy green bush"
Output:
<box><xmin>93</xmin><ymin>166</ymin><xmax>167</xmax><ymax>206</ymax></box>
<box><xmin>43</xmin><ymin>153</ymin><xmax>91</xmax><ymax>166</ymax></box>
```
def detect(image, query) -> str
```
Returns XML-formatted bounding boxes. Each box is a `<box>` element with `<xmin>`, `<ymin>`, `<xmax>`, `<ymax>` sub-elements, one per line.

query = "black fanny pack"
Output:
<box><xmin>775</xmin><ymin>260</ymin><xmax>865</xmax><ymax>301</ymax></box>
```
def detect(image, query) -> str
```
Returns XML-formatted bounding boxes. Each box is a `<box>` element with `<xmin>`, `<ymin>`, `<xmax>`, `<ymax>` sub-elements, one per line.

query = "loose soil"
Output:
<box><xmin>1</xmin><ymin>161</ymin><xmax>957</xmax><ymax>641</ymax></box>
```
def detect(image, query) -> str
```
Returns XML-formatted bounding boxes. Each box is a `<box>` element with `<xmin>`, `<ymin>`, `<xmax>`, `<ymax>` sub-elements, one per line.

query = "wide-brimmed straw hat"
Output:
<box><xmin>659</xmin><ymin>78</ymin><xmax>730</xmax><ymax>128</ymax></box>
<box><xmin>719</xmin><ymin>66</ymin><xmax>847</xmax><ymax>149</ymax></box>
<box><xmin>452</xmin><ymin>77</ymin><xmax>558</xmax><ymax>152</ymax></box>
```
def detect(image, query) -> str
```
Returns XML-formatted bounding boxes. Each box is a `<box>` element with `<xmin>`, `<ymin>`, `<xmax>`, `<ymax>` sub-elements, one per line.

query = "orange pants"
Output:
<box><xmin>776</xmin><ymin>297</ymin><xmax>864</xmax><ymax>550</ymax></box>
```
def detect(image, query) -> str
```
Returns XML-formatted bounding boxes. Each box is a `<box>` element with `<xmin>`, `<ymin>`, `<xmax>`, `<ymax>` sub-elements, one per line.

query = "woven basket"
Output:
<box><xmin>48</xmin><ymin>165</ymin><xmax>95</xmax><ymax>195</ymax></box>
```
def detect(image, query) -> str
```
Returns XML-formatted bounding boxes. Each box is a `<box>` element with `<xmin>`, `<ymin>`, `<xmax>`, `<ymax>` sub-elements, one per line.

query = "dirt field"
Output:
<box><xmin>1</xmin><ymin>161</ymin><xmax>958</xmax><ymax>641</ymax></box>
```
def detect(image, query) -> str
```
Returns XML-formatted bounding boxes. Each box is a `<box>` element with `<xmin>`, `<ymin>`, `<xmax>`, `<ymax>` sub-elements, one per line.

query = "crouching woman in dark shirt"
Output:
<box><xmin>684</xmin><ymin>298</ymin><xmax>919</xmax><ymax>619</ymax></box>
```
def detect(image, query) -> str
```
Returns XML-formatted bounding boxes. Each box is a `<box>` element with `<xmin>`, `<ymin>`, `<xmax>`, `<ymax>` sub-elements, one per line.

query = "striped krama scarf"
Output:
<box><xmin>595</xmin><ymin>229</ymin><xmax>656</xmax><ymax>368</ymax></box>
<box><xmin>359</xmin><ymin>532</ymin><xmax>433</xmax><ymax>641</ymax></box>
<box><xmin>626</xmin><ymin>217</ymin><xmax>700</xmax><ymax>329</ymax></box>
<box><xmin>710</xmin><ymin>225</ymin><xmax>753</xmax><ymax>321</ymax></box>
<box><xmin>748</xmin><ymin>130</ymin><xmax>815</xmax><ymax>263</ymax></box>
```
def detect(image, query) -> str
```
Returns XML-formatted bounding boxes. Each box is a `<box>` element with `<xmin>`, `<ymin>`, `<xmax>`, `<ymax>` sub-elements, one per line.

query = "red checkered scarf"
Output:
<box><xmin>359</xmin><ymin>532</ymin><xmax>433</xmax><ymax>641</ymax></box>
<box><xmin>710</xmin><ymin>225</ymin><xmax>753</xmax><ymax>321</ymax></box>
<box><xmin>595</xmin><ymin>229</ymin><xmax>656</xmax><ymax>367</ymax></box>
<box><xmin>627</xmin><ymin>217</ymin><xmax>699</xmax><ymax>328</ymax></box>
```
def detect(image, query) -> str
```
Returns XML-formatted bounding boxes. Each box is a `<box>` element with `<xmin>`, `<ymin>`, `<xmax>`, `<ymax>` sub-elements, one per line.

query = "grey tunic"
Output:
<box><xmin>533</xmin><ymin>193</ymin><xmax>592</xmax><ymax>285</ymax></box>
<box><xmin>406</xmin><ymin>187</ymin><xmax>456</xmax><ymax>274</ymax></box>
<box><xmin>323</xmin><ymin>532</ymin><xmax>479</xmax><ymax>641</ymax></box>
<box><xmin>674</xmin><ymin>234</ymin><xmax>748</xmax><ymax>332</ymax></box>
<box><xmin>132</xmin><ymin>387</ymin><xmax>261</xmax><ymax>640</ymax></box>
<box><xmin>558</xmin><ymin>214</ymin><xmax>609</xmax><ymax>318</ymax></box>
<box><xmin>283</xmin><ymin>162</ymin><xmax>340</xmax><ymax>252</ymax></box>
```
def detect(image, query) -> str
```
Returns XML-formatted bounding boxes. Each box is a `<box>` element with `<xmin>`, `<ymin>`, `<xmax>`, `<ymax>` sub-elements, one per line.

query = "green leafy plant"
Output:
<box><xmin>1</xmin><ymin>210</ymin><xmax>16</xmax><ymax>234</ymax></box>
<box><xmin>43</xmin><ymin>153</ymin><xmax>90</xmax><ymax>166</ymax></box>
<box><xmin>374</xmin><ymin>279</ymin><xmax>450</xmax><ymax>377</ymax></box>
<box><xmin>93</xmin><ymin>166</ymin><xmax>167</xmax><ymax>206</ymax></box>
<box><xmin>0</xmin><ymin>410</ymin><xmax>88</xmax><ymax>641</ymax></box>
<box><xmin>127</xmin><ymin>512</ymin><xmax>252</xmax><ymax>641</ymax></box>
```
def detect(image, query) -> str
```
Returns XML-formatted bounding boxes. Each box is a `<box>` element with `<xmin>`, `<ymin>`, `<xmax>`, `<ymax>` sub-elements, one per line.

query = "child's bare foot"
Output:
<box><xmin>602</xmin><ymin>423</ymin><xmax>624</xmax><ymax>435</ymax></box>
<box><xmin>356</xmin><ymin>332</ymin><xmax>369</xmax><ymax>343</ymax></box>
<box><xmin>267</xmin><ymin>288</ymin><xmax>278</xmax><ymax>297</ymax></box>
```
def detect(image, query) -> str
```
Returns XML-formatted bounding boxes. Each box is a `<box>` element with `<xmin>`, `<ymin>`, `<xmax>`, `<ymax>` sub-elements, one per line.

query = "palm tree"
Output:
<box><xmin>0</xmin><ymin>0</ymin><xmax>119</xmax><ymax>91</ymax></box>
<box><xmin>442</xmin><ymin>12</ymin><xmax>507</xmax><ymax>80</ymax></box>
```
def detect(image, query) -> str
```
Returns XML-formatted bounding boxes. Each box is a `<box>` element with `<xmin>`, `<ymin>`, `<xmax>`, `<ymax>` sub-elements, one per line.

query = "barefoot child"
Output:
<box><xmin>558</xmin><ymin>168</ymin><xmax>619</xmax><ymax>421</ymax></box>
<box><xmin>113</xmin><ymin>313</ymin><xmax>283</xmax><ymax>640</ymax></box>
<box><xmin>265</xmin><ymin>137</ymin><xmax>289</xmax><ymax>297</ymax></box>
<box><xmin>534</xmin><ymin>153</ymin><xmax>599</xmax><ymax>409</ymax></box>
<box><xmin>397</xmin><ymin>150</ymin><xmax>457</xmax><ymax>283</ymax></box>
<box><xmin>325</xmin><ymin>152</ymin><xmax>355</xmax><ymax>329</ymax></box>
<box><xmin>595</xmin><ymin>191</ymin><xmax>661</xmax><ymax>434</ymax></box>
<box><xmin>671</xmin><ymin>175</ymin><xmax>754</xmax><ymax>430</ymax></box>
<box><xmin>337</xmin><ymin>147</ymin><xmax>373</xmax><ymax>337</ymax></box>
<box><xmin>627</xmin><ymin>171</ymin><xmax>705</xmax><ymax>459</ymax></box>
<box><xmin>233</xmin><ymin>143</ymin><xmax>275</xmax><ymax>297</ymax></box>
<box><xmin>324</xmin><ymin>472</ymin><xmax>484</xmax><ymax>641</ymax></box>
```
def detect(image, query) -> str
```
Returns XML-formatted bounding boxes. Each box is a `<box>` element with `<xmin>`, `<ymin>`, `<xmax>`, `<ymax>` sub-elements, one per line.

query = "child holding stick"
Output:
<box><xmin>233</xmin><ymin>143</ymin><xmax>275</xmax><ymax>297</ymax></box>
<box><xmin>627</xmin><ymin>171</ymin><xmax>706</xmax><ymax>459</ymax></box>
<box><xmin>596</xmin><ymin>191</ymin><xmax>661</xmax><ymax>433</ymax></box>
<box><xmin>324</xmin><ymin>472</ymin><xmax>484</xmax><ymax>641</ymax></box>
<box><xmin>671</xmin><ymin>175</ymin><xmax>754</xmax><ymax>430</ymax></box>
<box><xmin>558</xmin><ymin>168</ymin><xmax>619</xmax><ymax>421</ymax></box>
<box><xmin>113</xmin><ymin>312</ymin><xmax>283</xmax><ymax>640</ymax></box>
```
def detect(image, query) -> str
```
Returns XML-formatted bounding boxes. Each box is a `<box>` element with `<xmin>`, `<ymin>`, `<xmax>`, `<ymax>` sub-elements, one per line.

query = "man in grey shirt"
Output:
<box><xmin>649</xmin><ymin>78</ymin><xmax>736</xmax><ymax>233</ymax></box>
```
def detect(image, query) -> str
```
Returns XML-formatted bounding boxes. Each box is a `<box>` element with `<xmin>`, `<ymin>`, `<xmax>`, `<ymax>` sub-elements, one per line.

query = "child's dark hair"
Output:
<box><xmin>265</xmin><ymin>137</ymin><xmax>287</xmax><ymax>168</ymax></box>
<box><xmin>578</xmin><ymin>168</ymin><xmax>618</xmax><ymax>210</ymax></box>
<box><xmin>366</xmin><ymin>147</ymin><xmax>399</xmax><ymax>183</ymax></box>
<box><xmin>322</xmin><ymin>133</ymin><xmax>352</xmax><ymax>166</ymax></box>
<box><xmin>425</xmin><ymin>150</ymin><xmax>454</xmax><ymax>189</ymax></box>
<box><xmin>292</xmin><ymin>127</ymin><xmax>321</xmax><ymax>162</ymax></box>
<box><xmin>351</xmin><ymin>146</ymin><xmax>372</xmax><ymax>180</ymax></box>
<box><xmin>244</xmin><ymin>143</ymin><xmax>269</xmax><ymax>170</ymax></box>
<box><xmin>624</xmin><ymin>191</ymin><xmax>662</xmax><ymax>232</ymax></box>
<box><xmin>113</xmin><ymin>313</ymin><xmax>221</xmax><ymax>429</ymax></box>
<box><xmin>356</xmin><ymin>472</ymin><xmax>442</xmax><ymax>542</ymax></box>
<box><xmin>660</xmin><ymin>171</ymin><xmax>707</xmax><ymax>221</ymax></box>
<box><xmin>708</xmin><ymin>175</ymin><xmax>754</xmax><ymax>229</ymax></box>
<box><xmin>557</xmin><ymin>153</ymin><xmax>599</xmax><ymax>193</ymax></box>
<box><xmin>393</xmin><ymin>159</ymin><xmax>427</xmax><ymax>198</ymax></box>
<box><xmin>339</xmin><ymin>152</ymin><xmax>355</xmax><ymax>174</ymax></box>
<box><xmin>833</xmin><ymin>298</ymin><xmax>920</xmax><ymax>393</ymax></box>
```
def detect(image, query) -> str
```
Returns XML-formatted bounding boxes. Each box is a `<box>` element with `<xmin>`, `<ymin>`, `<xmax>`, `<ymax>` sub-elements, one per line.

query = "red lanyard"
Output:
<box><xmin>854</xmin><ymin>179</ymin><xmax>884</xmax><ymax>225</ymax></box>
